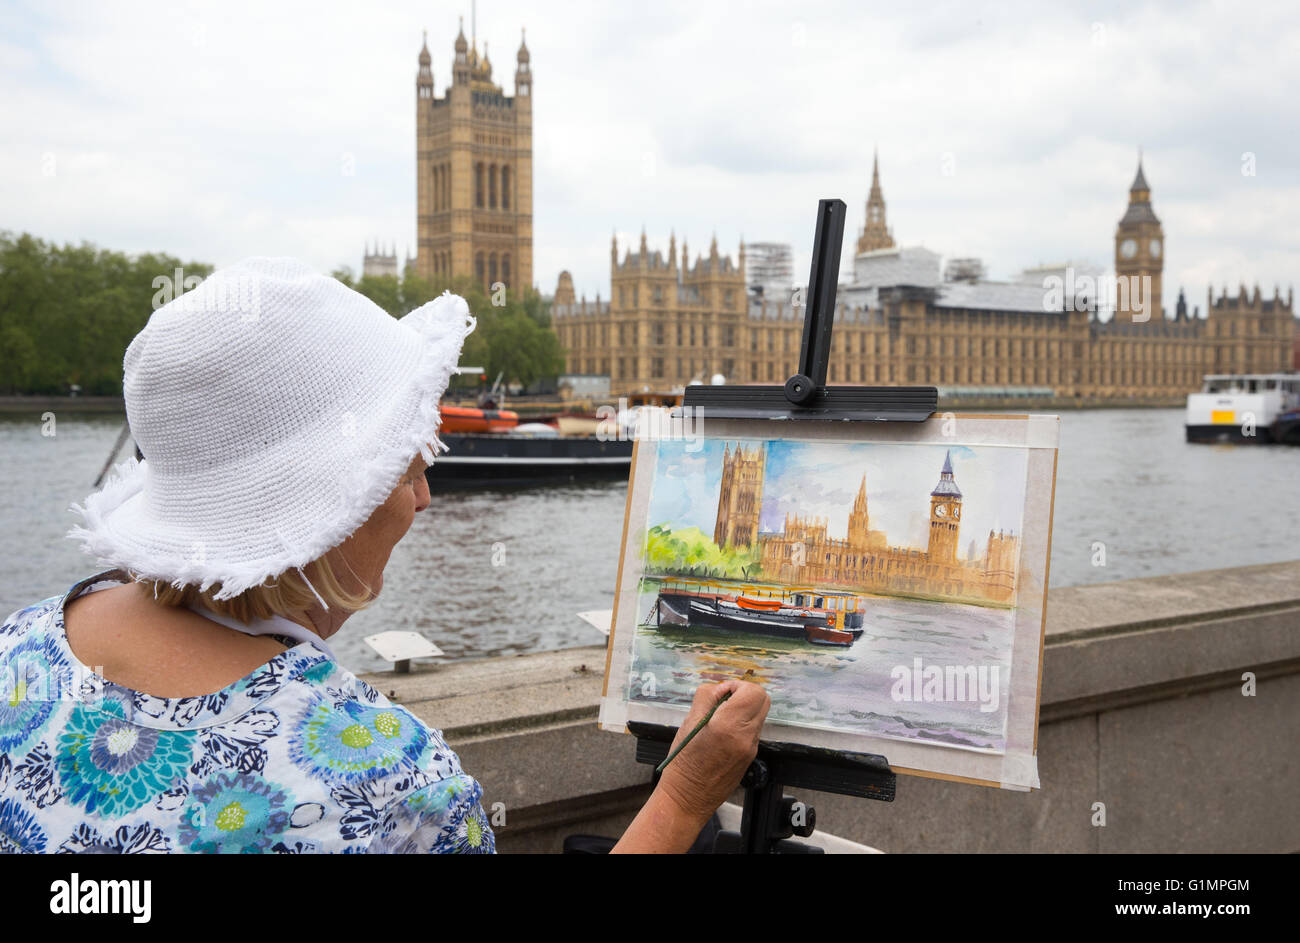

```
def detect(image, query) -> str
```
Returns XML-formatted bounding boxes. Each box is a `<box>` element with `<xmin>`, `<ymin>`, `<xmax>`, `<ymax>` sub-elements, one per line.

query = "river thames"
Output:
<box><xmin>2</xmin><ymin>407</ymin><xmax>1296</xmax><ymax>672</ymax></box>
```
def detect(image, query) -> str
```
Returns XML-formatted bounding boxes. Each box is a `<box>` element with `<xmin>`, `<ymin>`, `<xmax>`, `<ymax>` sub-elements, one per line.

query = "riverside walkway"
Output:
<box><xmin>363</xmin><ymin>560</ymin><xmax>1300</xmax><ymax>853</ymax></box>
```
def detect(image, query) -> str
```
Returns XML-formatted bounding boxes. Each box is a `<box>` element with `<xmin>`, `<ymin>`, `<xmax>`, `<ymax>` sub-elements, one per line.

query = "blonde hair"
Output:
<box><xmin>132</xmin><ymin>551</ymin><xmax>375</xmax><ymax>625</ymax></box>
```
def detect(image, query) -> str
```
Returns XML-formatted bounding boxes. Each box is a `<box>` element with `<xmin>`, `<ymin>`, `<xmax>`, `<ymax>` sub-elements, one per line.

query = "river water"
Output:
<box><xmin>1</xmin><ymin>408</ymin><xmax>1296</xmax><ymax>673</ymax></box>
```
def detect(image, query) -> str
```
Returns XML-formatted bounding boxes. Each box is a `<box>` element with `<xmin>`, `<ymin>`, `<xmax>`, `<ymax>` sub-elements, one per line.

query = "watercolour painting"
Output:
<box><xmin>599</xmin><ymin>413</ymin><xmax>1060</xmax><ymax>789</ymax></box>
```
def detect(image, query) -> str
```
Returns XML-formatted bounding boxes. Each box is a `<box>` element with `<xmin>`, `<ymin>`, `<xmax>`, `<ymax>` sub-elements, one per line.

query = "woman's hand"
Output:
<box><xmin>657</xmin><ymin>679</ymin><xmax>769</xmax><ymax>821</ymax></box>
<box><xmin>611</xmin><ymin>679</ymin><xmax>770</xmax><ymax>853</ymax></box>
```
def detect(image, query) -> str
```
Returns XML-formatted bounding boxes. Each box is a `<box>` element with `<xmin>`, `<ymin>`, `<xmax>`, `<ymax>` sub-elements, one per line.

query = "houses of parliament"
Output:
<box><xmin>398</xmin><ymin>26</ymin><xmax>1292</xmax><ymax>400</ymax></box>
<box><xmin>712</xmin><ymin>443</ymin><xmax>1020</xmax><ymax>607</ymax></box>
<box><xmin>408</xmin><ymin>20</ymin><xmax>532</xmax><ymax>294</ymax></box>
<box><xmin>551</xmin><ymin>154</ymin><xmax>1295</xmax><ymax>400</ymax></box>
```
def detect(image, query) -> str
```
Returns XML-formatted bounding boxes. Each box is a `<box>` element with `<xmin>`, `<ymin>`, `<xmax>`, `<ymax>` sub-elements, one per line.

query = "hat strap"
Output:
<box><xmin>296</xmin><ymin>565</ymin><xmax>329</xmax><ymax>611</ymax></box>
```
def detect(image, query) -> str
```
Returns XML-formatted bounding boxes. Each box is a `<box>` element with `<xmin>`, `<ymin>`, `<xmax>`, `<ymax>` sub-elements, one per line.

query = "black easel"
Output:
<box><xmin>630</xmin><ymin>198</ymin><xmax>938</xmax><ymax>853</ymax></box>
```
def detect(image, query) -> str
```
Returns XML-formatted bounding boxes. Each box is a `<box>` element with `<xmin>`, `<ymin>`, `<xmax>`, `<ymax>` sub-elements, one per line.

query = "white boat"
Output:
<box><xmin>1185</xmin><ymin>373</ymin><xmax>1300</xmax><ymax>443</ymax></box>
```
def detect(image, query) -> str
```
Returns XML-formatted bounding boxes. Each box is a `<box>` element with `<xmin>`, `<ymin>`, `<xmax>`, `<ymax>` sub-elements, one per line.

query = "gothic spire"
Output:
<box><xmin>1131</xmin><ymin>152</ymin><xmax>1150</xmax><ymax>194</ymax></box>
<box><xmin>931</xmin><ymin>450</ymin><xmax>962</xmax><ymax>498</ymax></box>
<box><xmin>857</xmin><ymin>146</ymin><xmax>896</xmax><ymax>254</ymax></box>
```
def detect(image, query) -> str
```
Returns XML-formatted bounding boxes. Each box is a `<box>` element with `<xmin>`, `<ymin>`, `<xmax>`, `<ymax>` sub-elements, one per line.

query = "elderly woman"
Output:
<box><xmin>0</xmin><ymin>258</ymin><xmax>768</xmax><ymax>854</ymax></box>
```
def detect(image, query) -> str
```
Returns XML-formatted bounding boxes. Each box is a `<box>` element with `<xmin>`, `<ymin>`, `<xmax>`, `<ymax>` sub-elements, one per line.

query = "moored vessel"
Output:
<box><xmin>1184</xmin><ymin>373</ymin><xmax>1300</xmax><ymax>443</ymax></box>
<box><xmin>426</xmin><ymin>430</ymin><xmax>632</xmax><ymax>487</ymax></box>
<box><xmin>425</xmin><ymin>387</ymin><xmax>685</xmax><ymax>488</ymax></box>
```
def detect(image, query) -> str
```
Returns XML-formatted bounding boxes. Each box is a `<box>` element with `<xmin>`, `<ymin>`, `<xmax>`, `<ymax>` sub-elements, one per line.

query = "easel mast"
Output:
<box><xmin>681</xmin><ymin>199</ymin><xmax>937</xmax><ymax>422</ymax></box>
<box><xmin>630</xmin><ymin>198</ymin><xmax>939</xmax><ymax>853</ymax></box>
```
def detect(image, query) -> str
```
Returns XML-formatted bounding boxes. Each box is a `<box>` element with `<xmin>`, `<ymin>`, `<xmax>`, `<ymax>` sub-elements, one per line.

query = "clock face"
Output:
<box><xmin>952</xmin><ymin>505</ymin><xmax>961</xmax><ymax>521</ymax></box>
<box><xmin>935</xmin><ymin>504</ymin><xmax>948</xmax><ymax>518</ymax></box>
<box><xmin>1149</xmin><ymin>239</ymin><xmax>1161</xmax><ymax>258</ymax></box>
<box><xmin>1120</xmin><ymin>238</ymin><xmax>1138</xmax><ymax>259</ymax></box>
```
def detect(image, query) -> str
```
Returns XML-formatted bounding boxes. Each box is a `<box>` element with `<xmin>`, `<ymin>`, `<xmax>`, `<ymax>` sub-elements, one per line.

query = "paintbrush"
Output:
<box><xmin>655</xmin><ymin>670</ymin><xmax>754</xmax><ymax>774</ymax></box>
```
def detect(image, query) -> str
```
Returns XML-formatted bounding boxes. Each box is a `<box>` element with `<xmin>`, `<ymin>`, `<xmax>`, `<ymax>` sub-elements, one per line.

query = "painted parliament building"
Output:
<box><xmin>713</xmin><ymin>442</ymin><xmax>1020</xmax><ymax>607</ymax></box>
<box><xmin>552</xmin><ymin>155</ymin><xmax>1295</xmax><ymax>400</ymax></box>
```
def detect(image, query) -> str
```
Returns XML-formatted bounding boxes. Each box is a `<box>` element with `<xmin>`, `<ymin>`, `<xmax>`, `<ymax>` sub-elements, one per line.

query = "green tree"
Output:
<box><xmin>0</xmin><ymin>232</ymin><xmax>211</xmax><ymax>395</ymax></box>
<box><xmin>334</xmin><ymin>268</ymin><xmax>564</xmax><ymax>390</ymax></box>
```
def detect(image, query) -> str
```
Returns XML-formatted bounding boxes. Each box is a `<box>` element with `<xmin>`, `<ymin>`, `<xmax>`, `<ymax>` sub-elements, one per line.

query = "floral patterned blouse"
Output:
<box><xmin>0</xmin><ymin>571</ymin><xmax>495</xmax><ymax>854</ymax></box>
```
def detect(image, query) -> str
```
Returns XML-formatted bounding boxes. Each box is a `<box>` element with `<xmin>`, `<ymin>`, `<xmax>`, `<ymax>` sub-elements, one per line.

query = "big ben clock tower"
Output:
<box><xmin>927</xmin><ymin>450</ymin><xmax>962</xmax><ymax>565</ymax></box>
<box><xmin>1115</xmin><ymin>155</ymin><xmax>1163</xmax><ymax>321</ymax></box>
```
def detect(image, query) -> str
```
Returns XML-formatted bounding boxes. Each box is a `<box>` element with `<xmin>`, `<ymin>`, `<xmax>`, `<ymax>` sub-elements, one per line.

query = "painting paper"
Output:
<box><xmin>599</xmin><ymin>412</ymin><xmax>1059</xmax><ymax>790</ymax></box>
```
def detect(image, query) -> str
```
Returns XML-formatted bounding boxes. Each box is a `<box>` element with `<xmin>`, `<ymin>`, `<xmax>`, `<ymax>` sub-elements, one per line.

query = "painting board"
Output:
<box><xmin>599</xmin><ymin>411</ymin><xmax>1060</xmax><ymax>790</ymax></box>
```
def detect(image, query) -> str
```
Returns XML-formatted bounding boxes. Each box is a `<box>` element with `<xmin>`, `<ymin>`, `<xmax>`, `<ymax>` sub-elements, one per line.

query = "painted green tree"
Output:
<box><xmin>642</xmin><ymin>524</ymin><xmax>763</xmax><ymax>580</ymax></box>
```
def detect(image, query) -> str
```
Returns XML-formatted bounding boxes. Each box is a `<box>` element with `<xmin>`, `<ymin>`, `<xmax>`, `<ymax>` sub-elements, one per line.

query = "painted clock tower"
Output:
<box><xmin>927</xmin><ymin>450</ymin><xmax>962</xmax><ymax>565</ymax></box>
<box><xmin>1115</xmin><ymin>155</ymin><xmax>1164</xmax><ymax>321</ymax></box>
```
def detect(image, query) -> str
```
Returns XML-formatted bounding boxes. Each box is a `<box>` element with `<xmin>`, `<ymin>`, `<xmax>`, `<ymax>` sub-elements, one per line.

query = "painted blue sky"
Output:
<box><xmin>648</xmin><ymin>438</ymin><xmax>1027</xmax><ymax>558</ymax></box>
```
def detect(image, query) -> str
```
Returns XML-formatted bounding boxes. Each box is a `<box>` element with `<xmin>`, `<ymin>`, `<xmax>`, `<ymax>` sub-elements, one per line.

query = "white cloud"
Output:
<box><xmin>2</xmin><ymin>0</ymin><xmax>1296</xmax><ymax>314</ymax></box>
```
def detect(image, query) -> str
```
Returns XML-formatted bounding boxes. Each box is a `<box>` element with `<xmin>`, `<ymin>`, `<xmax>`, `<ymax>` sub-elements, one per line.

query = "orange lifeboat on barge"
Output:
<box><xmin>438</xmin><ymin>404</ymin><xmax>520</xmax><ymax>434</ymax></box>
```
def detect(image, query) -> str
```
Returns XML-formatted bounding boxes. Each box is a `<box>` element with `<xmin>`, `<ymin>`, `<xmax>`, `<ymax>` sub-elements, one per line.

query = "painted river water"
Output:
<box><xmin>628</xmin><ymin>581</ymin><xmax>1016</xmax><ymax>752</ymax></box>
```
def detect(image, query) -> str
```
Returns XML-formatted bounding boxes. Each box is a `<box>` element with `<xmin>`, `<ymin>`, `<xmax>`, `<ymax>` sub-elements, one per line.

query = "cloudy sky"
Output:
<box><xmin>4</xmin><ymin>0</ymin><xmax>1297</xmax><ymax>313</ymax></box>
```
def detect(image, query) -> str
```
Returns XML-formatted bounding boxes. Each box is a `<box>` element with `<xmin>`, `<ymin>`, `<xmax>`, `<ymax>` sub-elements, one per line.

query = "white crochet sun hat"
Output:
<box><xmin>68</xmin><ymin>256</ymin><xmax>476</xmax><ymax>601</ymax></box>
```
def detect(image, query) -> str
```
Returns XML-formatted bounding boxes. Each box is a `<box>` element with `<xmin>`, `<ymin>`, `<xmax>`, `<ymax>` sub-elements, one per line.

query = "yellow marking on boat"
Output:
<box><xmin>1211</xmin><ymin>410</ymin><xmax>1235</xmax><ymax>424</ymax></box>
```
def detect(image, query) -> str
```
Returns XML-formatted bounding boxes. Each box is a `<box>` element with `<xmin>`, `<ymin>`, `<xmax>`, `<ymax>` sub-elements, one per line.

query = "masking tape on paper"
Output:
<box><xmin>599</xmin><ymin>697</ymin><xmax>628</xmax><ymax>733</ymax></box>
<box><xmin>1025</xmin><ymin>414</ymin><xmax>1060</xmax><ymax>450</ymax></box>
<box><xmin>998</xmin><ymin>752</ymin><xmax>1039</xmax><ymax>791</ymax></box>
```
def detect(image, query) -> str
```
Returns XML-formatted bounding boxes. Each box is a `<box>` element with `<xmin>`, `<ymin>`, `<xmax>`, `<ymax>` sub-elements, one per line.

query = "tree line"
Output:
<box><xmin>0</xmin><ymin>232</ymin><xmax>213</xmax><ymax>395</ymax></box>
<box><xmin>0</xmin><ymin>231</ymin><xmax>564</xmax><ymax>396</ymax></box>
